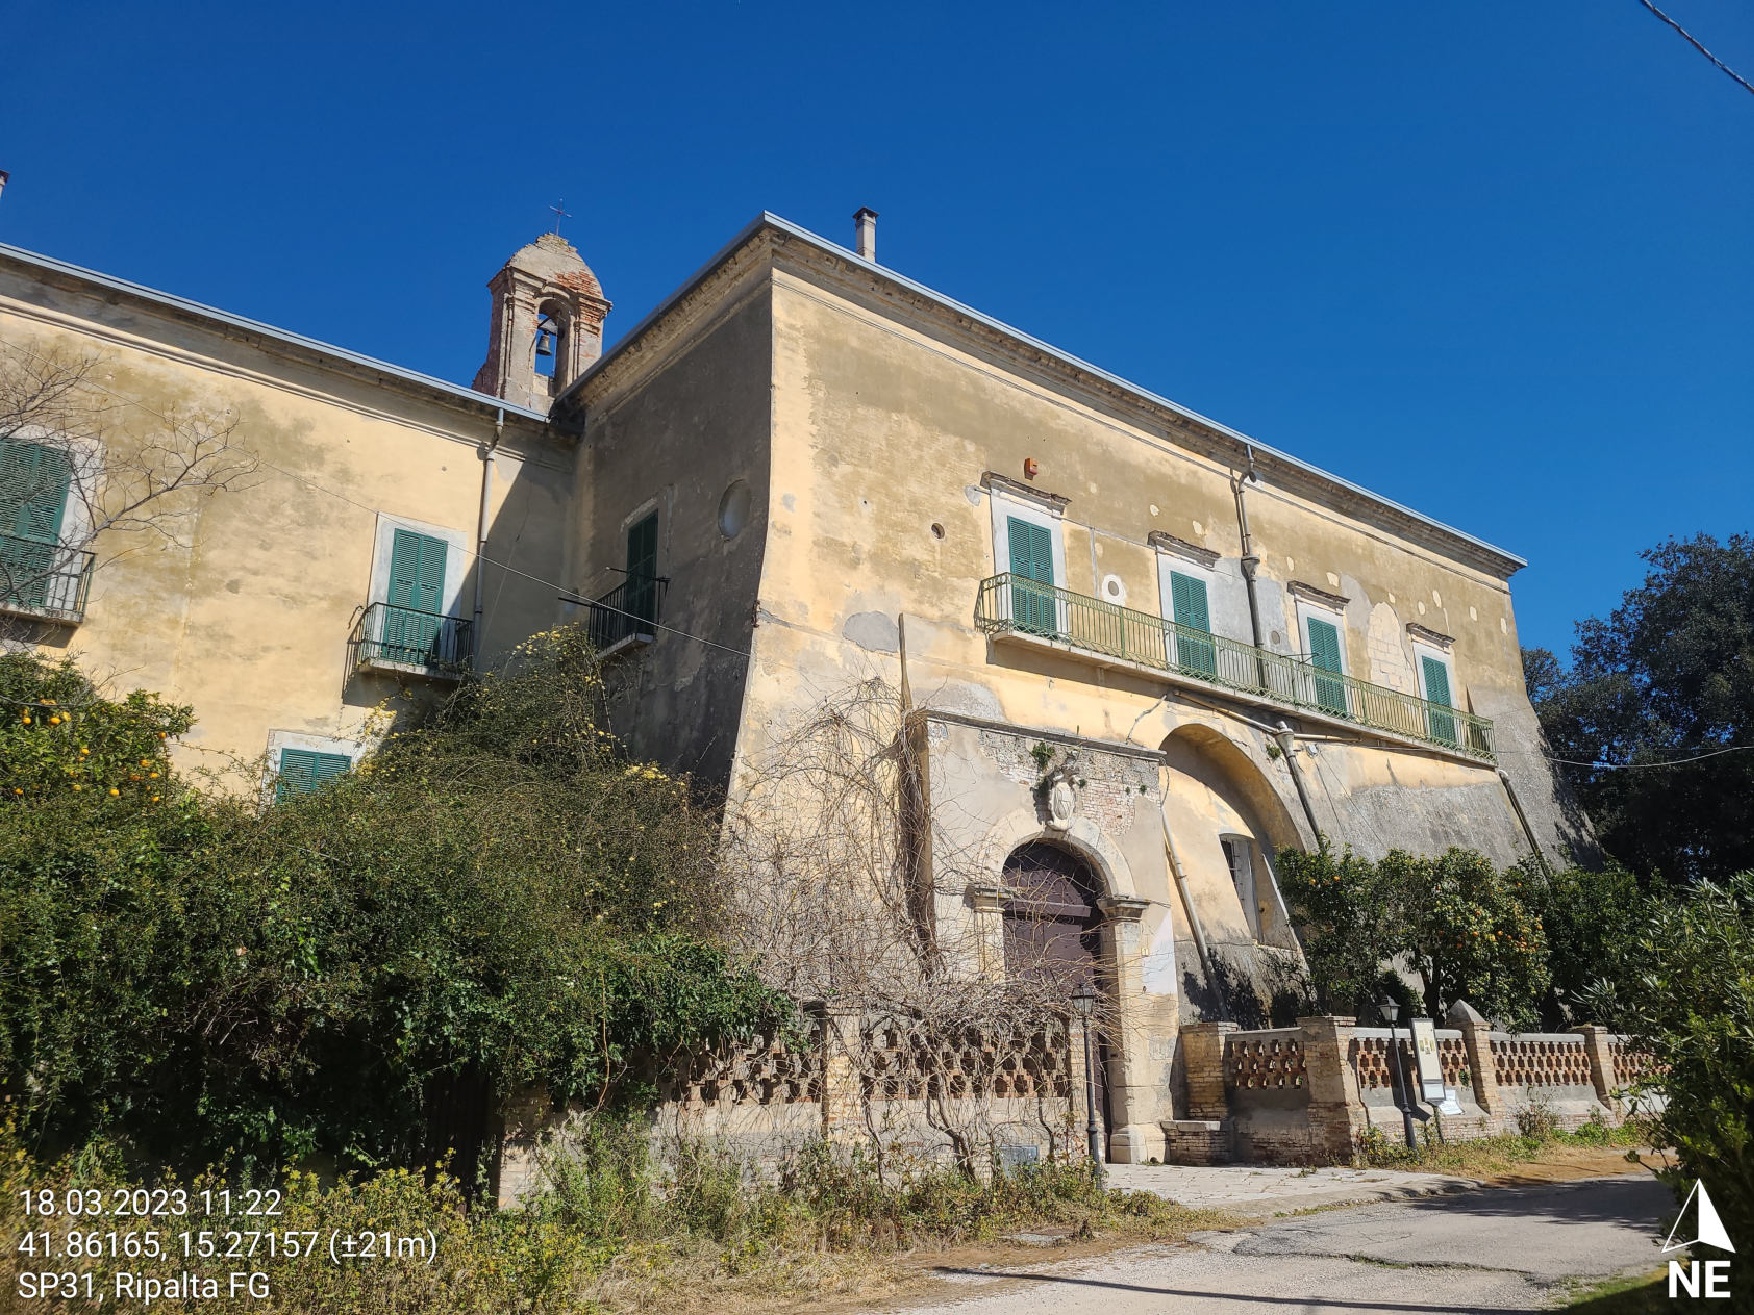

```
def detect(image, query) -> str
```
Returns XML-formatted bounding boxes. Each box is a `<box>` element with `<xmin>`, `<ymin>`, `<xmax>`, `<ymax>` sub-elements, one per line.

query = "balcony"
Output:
<box><xmin>975</xmin><ymin>573</ymin><xmax>1494</xmax><ymax>762</ymax></box>
<box><xmin>349</xmin><ymin>602</ymin><xmax>472</xmax><ymax>679</ymax></box>
<box><xmin>0</xmin><ymin>533</ymin><xmax>96</xmax><ymax>624</ymax></box>
<box><xmin>584</xmin><ymin>575</ymin><xmax>668</xmax><ymax>657</ymax></box>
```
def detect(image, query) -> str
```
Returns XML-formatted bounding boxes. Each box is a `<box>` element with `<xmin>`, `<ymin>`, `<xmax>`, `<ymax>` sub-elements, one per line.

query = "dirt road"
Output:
<box><xmin>883</xmin><ymin>1174</ymin><xmax>1672</xmax><ymax>1314</ymax></box>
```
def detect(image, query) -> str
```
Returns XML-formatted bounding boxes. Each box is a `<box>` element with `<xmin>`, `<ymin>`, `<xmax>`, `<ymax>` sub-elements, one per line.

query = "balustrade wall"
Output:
<box><xmin>1165</xmin><ymin>1014</ymin><xmax>1660</xmax><ymax>1166</ymax></box>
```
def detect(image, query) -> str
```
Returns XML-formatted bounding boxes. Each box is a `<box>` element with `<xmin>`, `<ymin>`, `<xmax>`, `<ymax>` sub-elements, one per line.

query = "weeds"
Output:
<box><xmin>0</xmin><ymin>1119</ymin><xmax>1221</xmax><ymax>1314</ymax></box>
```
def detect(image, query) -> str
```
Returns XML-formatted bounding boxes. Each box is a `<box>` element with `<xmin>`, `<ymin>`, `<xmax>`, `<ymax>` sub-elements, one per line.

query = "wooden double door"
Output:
<box><xmin>1000</xmin><ymin>841</ymin><xmax>1114</xmax><ymax>1157</ymax></box>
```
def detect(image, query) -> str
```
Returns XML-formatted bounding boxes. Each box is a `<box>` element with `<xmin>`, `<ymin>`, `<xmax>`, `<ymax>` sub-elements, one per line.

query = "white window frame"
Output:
<box><xmin>262</xmin><ymin>730</ymin><xmax>368</xmax><ymax>808</ymax></box>
<box><xmin>1295</xmin><ymin>598</ymin><xmax>1348</xmax><ymax>673</ymax></box>
<box><xmin>1220</xmin><ymin>833</ymin><xmax>1262</xmax><ymax>940</ymax></box>
<box><xmin>1412</xmin><ymin>641</ymin><xmax>1457</xmax><ymax>707</ymax></box>
<box><xmin>367</xmin><ymin>514</ymin><xmax>470</xmax><ymax>617</ymax></box>
<box><xmin>5</xmin><ymin>422</ymin><xmax>99</xmax><ymax>546</ymax></box>
<box><xmin>1155</xmin><ymin>554</ymin><xmax>1216</xmax><ymax>628</ymax></box>
<box><xmin>988</xmin><ymin>490</ymin><xmax>1066</xmax><ymax>588</ymax></box>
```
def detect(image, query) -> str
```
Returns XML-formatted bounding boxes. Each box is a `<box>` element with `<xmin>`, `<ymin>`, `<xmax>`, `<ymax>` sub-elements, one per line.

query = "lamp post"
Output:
<box><xmin>1378</xmin><ymin>994</ymin><xmax>1419</xmax><ymax>1151</ymax></box>
<box><xmin>1071</xmin><ymin>983</ymin><xmax>1103</xmax><ymax>1185</ymax></box>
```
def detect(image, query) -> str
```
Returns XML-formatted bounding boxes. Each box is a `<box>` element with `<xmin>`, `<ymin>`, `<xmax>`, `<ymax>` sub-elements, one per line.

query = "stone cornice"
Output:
<box><xmin>1406</xmin><ymin>622</ymin><xmax>1455</xmax><ymax>650</ymax></box>
<box><xmin>0</xmin><ymin>244</ymin><xmax>557</xmax><ymax>438</ymax></box>
<box><xmin>1288</xmin><ymin>580</ymin><xmax>1351</xmax><ymax>611</ymax></box>
<box><xmin>557</xmin><ymin>233</ymin><xmax>775</xmax><ymax>422</ymax></box>
<box><xmin>981</xmin><ymin>471</ymin><xmax>1071</xmax><ymax>514</ymax></box>
<box><xmin>1148</xmin><ymin>531</ymin><xmax>1221</xmax><ymax>570</ymax></box>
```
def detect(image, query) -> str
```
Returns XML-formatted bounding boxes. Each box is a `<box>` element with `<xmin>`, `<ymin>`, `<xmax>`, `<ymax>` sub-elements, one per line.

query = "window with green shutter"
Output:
<box><xmin>625</xmin><ymin>512</ymin><xmax>659</xmax><ymax>630</ymax></box>
<box><xmin>1305</xmin><ymin>616</ymin><xmax>1349</xmax><ymax>717</ymax></box>
<box><xmin>0</xmin><ymin>436</ymin><xmax>74</xmax><ymax>612</ymax></box>
<box><xmin>275</xmin><ymin>747</ymin><xmax>352</xmax><ymax>801</ymax></box>
<box><xmin>381</xmin><ymin>528</ymin><xmax>448</xmax><ymax>662</ymax></box>
<box><xmin>1006</xmin><ymin>516</ymin><xmax>1056</xmax><ymax>635</ymax></box>
<box><xmin>1421</xmin><ymin>654</ymin><xmax>1457</xmax><ymax>745</ymax></box>
<box><xmin>1168</xmin><ymin>571</ymin><xmax>1216</xmax><ymax>677</ymax></box>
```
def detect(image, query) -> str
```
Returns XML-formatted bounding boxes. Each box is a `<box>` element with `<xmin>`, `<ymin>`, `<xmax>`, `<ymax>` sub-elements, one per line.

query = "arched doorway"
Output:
<box><xmin>1001</xmin><ymin>841</ymin><xmax>1114</xmax><ymax>1157</ymax></box>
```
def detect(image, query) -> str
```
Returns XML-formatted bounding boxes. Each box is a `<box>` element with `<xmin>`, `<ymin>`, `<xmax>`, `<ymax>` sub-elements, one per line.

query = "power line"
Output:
<box><xmin>0</xmin><ymin>336</ymin><xmax>754</xmax><ymax>662</ymax></box>
<box><xmin>1637</xmin><ymin>0</ymin><xmax>1754</xmax><ymax>98</ymax></box>
<box><xmin>1543</xmin><ymin>743</ymin><xmax>1753</xmax><ymax>771</ymax></box>
<box><xmin>10</xmin><ymin>340</ymin><xmax>1747</xmax><ymax>780</ymax></box>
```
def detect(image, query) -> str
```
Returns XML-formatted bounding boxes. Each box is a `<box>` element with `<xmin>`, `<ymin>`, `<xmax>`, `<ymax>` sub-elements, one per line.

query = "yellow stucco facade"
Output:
<box><xmin>0</xmin><ymin>246</ymin><xmax>571</xmax><ymax>784</ymax></box>
<box><xmin>1</xmin><ymin>213</ymin><xmax>1585</xmax><ymax>1164</ymax></box>
<box><xmin>561</xmin><ymin>216</ymin><xmax>1588</xmax><ymax>1163</ymax></box>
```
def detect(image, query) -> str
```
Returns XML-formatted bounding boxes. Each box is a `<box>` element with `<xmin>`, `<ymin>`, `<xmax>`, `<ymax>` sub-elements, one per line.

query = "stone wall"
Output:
<box><xmin>498</xmin><ymin>1010</ymin><xmax>1087</xmax><ymax>1205</ymax></box>
<box><xmin>1163</xmin><ymin>1012</ymin><xmax>1658</xmax><ymax>1167</ymax></box>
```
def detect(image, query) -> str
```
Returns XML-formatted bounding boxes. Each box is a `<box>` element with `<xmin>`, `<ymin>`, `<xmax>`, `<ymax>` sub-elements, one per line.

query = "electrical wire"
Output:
<box><xmin>0</xmin><ymin>336</ymin><xmax>755</xmax><ymax>661</ymax></box>
<box><xmin>1637</xmin><ymin>0</ymin><xmax>1754</xmax><ymax>98</ymax></box>
<box><xmin>7</xmin><ymin>340</ymin><xmax>1750</xmax><ymax>779</ymax></box>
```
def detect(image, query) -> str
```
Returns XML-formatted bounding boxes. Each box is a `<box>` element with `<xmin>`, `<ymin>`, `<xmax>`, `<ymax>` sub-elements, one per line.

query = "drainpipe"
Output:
<box><xmin>1497</xmin><ymin>768</ymin><xmax>1550</xmax><ymax>875</ymax></box>
<box><xmin>1157</xmin><ymin>794</ymin><xmax>1226</xmax><ymax>1019</ymax></box>
<box><xmin>1274</xmin><ymin>722</ymin><xmax>1324</xmax><ymax>844</ymax></box>
<box><xmin>1231</xmin><ymin>447</ymin><xmax>1265</xmax><ymax>652</ymax></box>
<box><xmin>473</xmin><ymin>408</ymin><xmax>503</xmax><ymax>664</ymax></box>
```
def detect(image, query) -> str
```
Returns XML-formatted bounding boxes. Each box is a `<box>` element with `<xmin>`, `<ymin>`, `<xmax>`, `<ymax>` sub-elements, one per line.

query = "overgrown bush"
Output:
<box><xmin>1615</xmin><ymin>873</ymin><xmax>1754</xmax><ymax>1273</ymax></box>
<box><xmin>0</xmin><ymin>632</ymin><xmax>787</xmax><ymax>1177</ymax></box>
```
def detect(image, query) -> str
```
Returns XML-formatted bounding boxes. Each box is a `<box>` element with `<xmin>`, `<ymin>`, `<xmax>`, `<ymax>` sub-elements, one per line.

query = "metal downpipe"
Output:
<box><xmin>1275</xmin><ymin>722</ymin><xmax>1324</xmax><ymax>845</ymax></box>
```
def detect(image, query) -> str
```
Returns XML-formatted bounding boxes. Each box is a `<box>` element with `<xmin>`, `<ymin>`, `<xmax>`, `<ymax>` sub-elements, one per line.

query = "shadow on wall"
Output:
<box><xmin>1181</xmin><ymin>947</ymin><xmax>1312</xmax><ymax>1029</ymax></box>
<box><xmin>339</xmin><ymin>450</ymin><xmax>572</xmax><ymax>729</ymax></box>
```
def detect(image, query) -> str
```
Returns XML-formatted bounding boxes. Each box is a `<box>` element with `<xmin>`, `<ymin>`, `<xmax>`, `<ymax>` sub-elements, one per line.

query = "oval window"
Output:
<box><xmin>719</xmin><ymin>480</ymin><xmax>752</xmax><ymax>538</ymax></box>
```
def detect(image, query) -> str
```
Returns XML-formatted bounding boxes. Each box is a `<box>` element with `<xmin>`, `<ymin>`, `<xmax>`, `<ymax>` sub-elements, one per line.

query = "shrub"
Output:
<box><xmin>1615</xmin><ymin>874</ymin><xmax>1754</xmax><ymax>1269</ymax></box>
<box><xmin>1279</xmin><ymin>843</ymin><xmax>1549</xmax><ymax>1026</ymax></box>
<box><xmin>0</xmin><ymin>633</ymin><xmax>788</xmax><ymax>1176</ymax></box>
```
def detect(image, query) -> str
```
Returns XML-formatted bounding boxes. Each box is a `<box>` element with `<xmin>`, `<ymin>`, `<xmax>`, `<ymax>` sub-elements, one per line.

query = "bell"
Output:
<box><xmin>534</xmin><ymin>327</ymin><xmax>555</xmax><ymax>358</ymax></box>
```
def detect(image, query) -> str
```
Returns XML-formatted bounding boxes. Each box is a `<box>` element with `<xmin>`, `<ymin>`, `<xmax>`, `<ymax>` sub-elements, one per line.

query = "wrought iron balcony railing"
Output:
<box><xmin>349</xmin><ymin>602</ymin><xmax>472</xmax><ymax>678</ymax></box>
<box><xmin>585</xmin><ymin>575</ymin><xmax>668</xmax><ymax>652</ymax></box>
<box><xmin>0</xmin><ymin>533</ymin><xmax>96</xmax><ymax>624</ymax></box>
<box><xmin>975</xmin><ymin>573</ymin><xmax>1494</xmax><ymax>761</ymax></box>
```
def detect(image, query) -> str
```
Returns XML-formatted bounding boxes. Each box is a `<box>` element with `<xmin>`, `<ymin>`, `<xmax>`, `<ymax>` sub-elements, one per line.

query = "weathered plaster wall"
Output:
<box><xmin>571</xmin><ymin>267</ymin><xmax>774</xmax><ymax>784</ymax></box>
<box><xmin>0</xmin><ymin>268</ymin><xmax>570</xmax><ymax>778</ymax></box>
<box><xmin>743</xmin><ymin>257</ymin><xmax>1580</xmax><ymax>870</ymax></box>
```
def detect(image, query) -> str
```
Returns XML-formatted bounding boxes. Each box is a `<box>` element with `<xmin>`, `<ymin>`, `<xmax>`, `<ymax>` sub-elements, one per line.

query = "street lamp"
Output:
<box><xmin>1378</xmin><ymin>994</ymin><xmax>1419</xmax><ymax>1152</ymax></box>
<box><xmin>1071</xmin><ymin>983</ymin><xmax>1103</xmax><ymax>1185</ymax></box>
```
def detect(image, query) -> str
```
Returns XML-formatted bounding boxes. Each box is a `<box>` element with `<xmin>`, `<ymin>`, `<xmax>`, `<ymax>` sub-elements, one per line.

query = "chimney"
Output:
<box><xmin>853</xmin><ymin>207</ymin><xmax>878</xmax><ymax>262</ymax></box>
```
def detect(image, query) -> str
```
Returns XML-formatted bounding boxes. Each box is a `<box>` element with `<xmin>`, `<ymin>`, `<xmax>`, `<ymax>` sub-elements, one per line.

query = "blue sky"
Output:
<box><xmin>1</xmin><ymin>1</ymin><xmax>1748</xmax><ymax>658</ymax></box>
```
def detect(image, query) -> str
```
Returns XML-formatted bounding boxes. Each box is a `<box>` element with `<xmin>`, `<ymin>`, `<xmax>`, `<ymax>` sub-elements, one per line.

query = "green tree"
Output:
<box><xmin>1615</xmin><ymin>874</ymin><xmax>1754</xmax><ymax>1288</ymax></box>
<box><xmin>1520</xmin><ymin>861</ymin><xmax>1646</xmax><ymax>1028</ymax></box>
<box><xmin>1279</xmin><ymin>844</ymin><xmax>1548</xmax><ymax>1027</ymax></box>
<box><xmin>1526</xmin><ymin>533</ymin><xmax>1754</xmax><ymax>884</ymax></box>
<box><xmin>0</xmin><ymin>632</ymin><xmax>787</xmax><ymax>1174</ymax></box>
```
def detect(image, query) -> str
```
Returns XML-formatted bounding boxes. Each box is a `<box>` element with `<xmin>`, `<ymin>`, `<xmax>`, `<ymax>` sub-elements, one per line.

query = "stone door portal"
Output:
<box><xmin>1000</xmin><ymin>841</ymin><xmax>1113</xmax><ymax>1156</ymax></box>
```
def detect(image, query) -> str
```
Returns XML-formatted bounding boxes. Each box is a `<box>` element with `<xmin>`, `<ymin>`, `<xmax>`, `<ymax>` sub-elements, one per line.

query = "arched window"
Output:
<box><xmin>532</xmin><ymin>305</ymin><xmax>569</xmax><ymax>380</ymax></box>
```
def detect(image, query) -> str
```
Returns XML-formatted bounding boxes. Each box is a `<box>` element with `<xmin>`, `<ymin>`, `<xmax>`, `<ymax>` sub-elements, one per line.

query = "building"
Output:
<box><xmin>0</xmin><ymin>212</ymin><xmax>1588</xmax><ymax>1164</ymax></box>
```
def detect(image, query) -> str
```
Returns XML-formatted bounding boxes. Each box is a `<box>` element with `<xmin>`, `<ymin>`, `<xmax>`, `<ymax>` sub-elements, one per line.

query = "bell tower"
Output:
<box><xmin>472</xmin><ymin>233</ymin><xmax>611</xmax><ymax>411</ymax></box>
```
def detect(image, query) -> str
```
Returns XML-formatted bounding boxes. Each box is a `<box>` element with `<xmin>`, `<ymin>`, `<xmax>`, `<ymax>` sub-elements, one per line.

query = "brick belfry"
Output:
<box><xmin>473</xmin><ymin>233</ymin><xmax>611</xmax><ymax>412</ymax></box>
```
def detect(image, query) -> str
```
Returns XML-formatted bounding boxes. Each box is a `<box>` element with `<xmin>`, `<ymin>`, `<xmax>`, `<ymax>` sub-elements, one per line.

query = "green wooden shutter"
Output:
<box><xmin>1420</xmin><ymin>655</ymin><xmax>1452</xmax><ymax>707</ymax></box>
<box><xmin>1422</xmin><ymin>654</ymin><xmax>1457</xmax><ymax>745</ymax></box>
<box><xmin>387</xmin><ymin>529</ymin><xmax>447</xmax><ymax>611</ymax></box>
<box><xmin>0</xmin><ymin>437</ymin><xmax>75</xmax><ymax>611</ymax></box>
<box><xmin>0</xmin><ymin>437</ymin><xmax>74</xmax><ymax>544</ymax></box>
<box><xmin>1169</xmin><ymin>571</ymin><xmax>1216</xmax><ymax>676</ymax></box>
<box><xmin>275</xmin><ymin>748</ymin><xmax>352</xmax><ymax>801</ymax></box>
<box><xmin>383</xmin><ymin>529</ymin><xmax>448</xmax><ymax>661</ymax></box>
<box><xmin>1306</xmin><ymin>617</ymin><xmax>1349</xmax><ymax>716</ymax></box>
<box><xmin>625</xmin><ymin>512</ymin><xmax>659</xmax><ymax>629</ymax></box>
<box><xmin>1006</xmin><ymin>517</ymin><xmax>1056</xmax><ymax>634</ymax></box>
